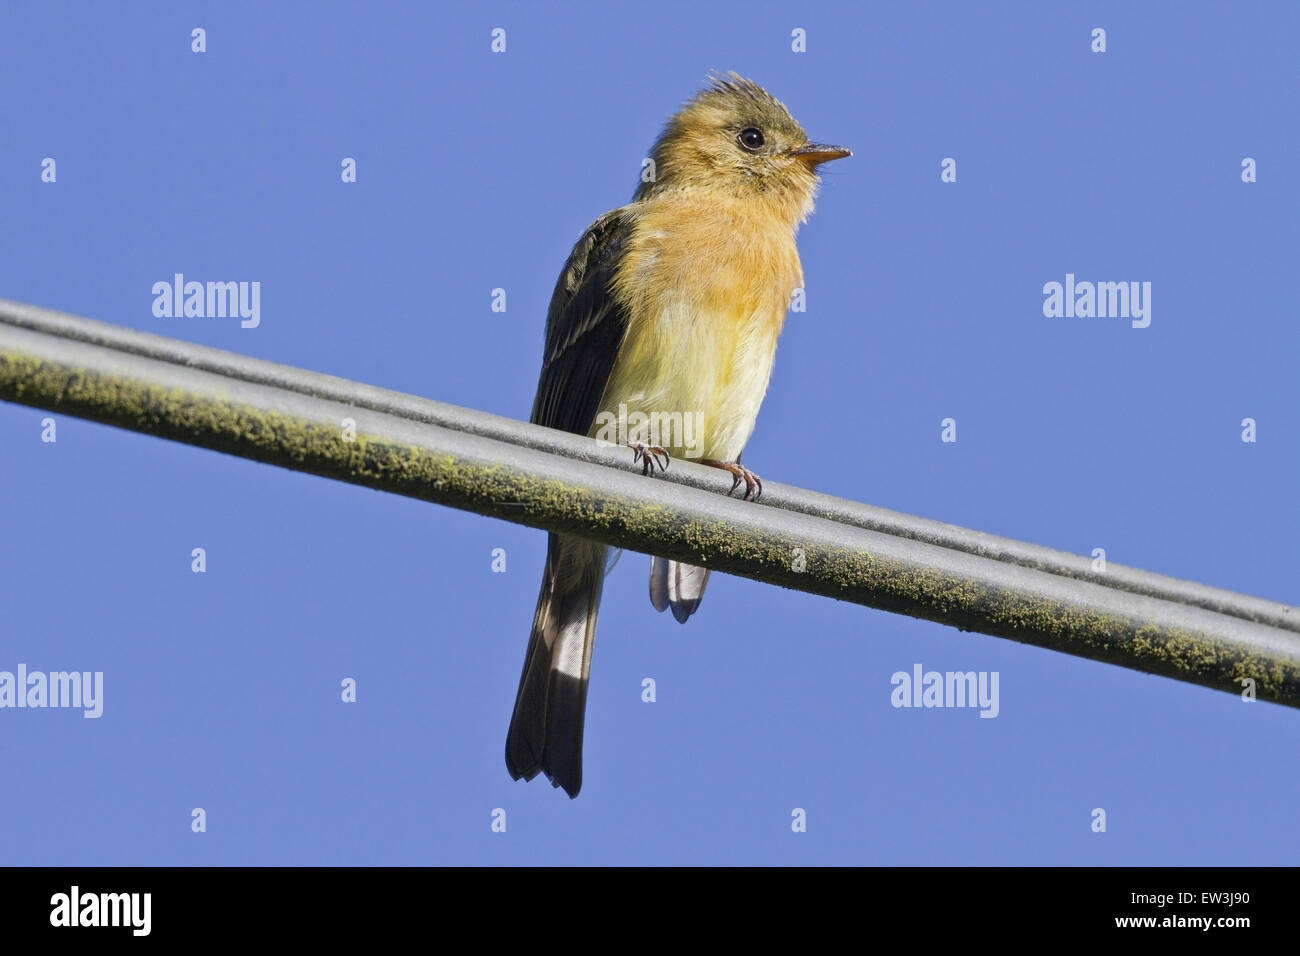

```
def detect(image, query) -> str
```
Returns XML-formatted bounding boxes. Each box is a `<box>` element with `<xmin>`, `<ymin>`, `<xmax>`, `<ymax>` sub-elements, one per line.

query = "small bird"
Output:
<box><xmin>506</xmin><ymin>73</ymin><xmax>849</xmax><ymax>797</ymax></box>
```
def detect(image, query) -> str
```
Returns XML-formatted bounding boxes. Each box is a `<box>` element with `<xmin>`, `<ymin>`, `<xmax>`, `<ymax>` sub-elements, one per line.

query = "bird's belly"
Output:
<box><xmin>591</xmin><ymin>299</ymin><xmax>784</xmax><ymax>463</ymax></box>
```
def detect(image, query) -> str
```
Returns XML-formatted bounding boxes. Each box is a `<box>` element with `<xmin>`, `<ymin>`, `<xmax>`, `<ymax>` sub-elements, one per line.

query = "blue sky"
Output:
<box><xmin>1</xmin><ymin>1</ymin><xmax>1296</xmax><ymax>864</ymax></box>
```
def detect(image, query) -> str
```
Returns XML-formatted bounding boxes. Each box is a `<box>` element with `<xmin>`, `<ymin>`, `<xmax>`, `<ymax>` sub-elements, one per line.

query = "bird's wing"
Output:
<box><xmin>530</xmin><ymin>207</ymin><xmax>635</xmax><ymax>435</ymax></box>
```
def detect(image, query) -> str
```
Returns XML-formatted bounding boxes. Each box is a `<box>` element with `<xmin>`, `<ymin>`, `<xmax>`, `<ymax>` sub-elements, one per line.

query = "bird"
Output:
<box><xmin>506</xmin><ymin>72</ymin><xmax>850</xmax><ymax>797</ymax></box>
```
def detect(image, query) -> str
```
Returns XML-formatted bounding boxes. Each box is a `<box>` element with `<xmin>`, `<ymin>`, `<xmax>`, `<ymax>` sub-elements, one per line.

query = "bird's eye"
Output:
<box><xmin>737</xmin><ymin>127</ymin><xmax>765</xmax><ymax>151</ymax></box>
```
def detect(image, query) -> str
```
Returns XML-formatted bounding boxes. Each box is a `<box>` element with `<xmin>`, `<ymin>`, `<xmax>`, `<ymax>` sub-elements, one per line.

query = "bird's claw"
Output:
<box><xmin>628</xmin><ymin>442</ymin><xmax>670</xmax><ymax>476</ymax></box>
<box><xmin>701</xmin><ymin>459</ymin><xmax>763</xmax><ymax>501</ymax></box>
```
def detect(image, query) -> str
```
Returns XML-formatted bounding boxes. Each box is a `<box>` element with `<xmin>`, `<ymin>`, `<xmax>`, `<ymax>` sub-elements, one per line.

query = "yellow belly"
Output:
<box><xmin>592</xmin><ymin>196</ymin><xmax>802</xmax><ymax>462</ymax></box>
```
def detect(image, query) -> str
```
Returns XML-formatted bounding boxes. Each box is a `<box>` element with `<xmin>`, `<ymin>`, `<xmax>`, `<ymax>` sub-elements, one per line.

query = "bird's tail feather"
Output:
<box><xmin>649</xmin><ymin>556</ymin><xmax>711</xmax><ymax>623</ymax></box>
<box><xmin>506</xmin><ymin>533</ymin><xmax>606</xmax><ymax>798</ymax></box>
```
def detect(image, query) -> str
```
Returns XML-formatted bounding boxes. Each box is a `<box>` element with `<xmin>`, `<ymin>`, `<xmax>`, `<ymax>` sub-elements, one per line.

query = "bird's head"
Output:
<box><xmin>634</xmin><ymin>72</ymin><xmax>850</xmax><ymax>224</ymax></box>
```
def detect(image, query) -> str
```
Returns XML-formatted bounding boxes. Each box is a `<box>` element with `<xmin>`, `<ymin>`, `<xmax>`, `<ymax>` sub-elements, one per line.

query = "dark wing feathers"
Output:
<box><xmin>530</xmin><ymin>209</ymin><xmax>635</xmax><ymax>436</ymax></box>
<box><xmin>507</xmin><ymin>210</ymin><xmax>635</xmax><ymax>798</ymax></box>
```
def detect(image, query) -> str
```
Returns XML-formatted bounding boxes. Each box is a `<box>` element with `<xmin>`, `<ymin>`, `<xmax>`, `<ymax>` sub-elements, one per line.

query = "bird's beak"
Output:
<box><xmin>790</xmin><ymin>143</ymin><xmax>852</xmax><ymax>166</ymax></box>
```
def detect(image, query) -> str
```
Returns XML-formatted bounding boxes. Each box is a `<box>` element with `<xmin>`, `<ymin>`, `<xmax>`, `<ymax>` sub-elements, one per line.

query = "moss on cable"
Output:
<box><xmin>2</xmin><ymin>345</ymin><xmax>1297</xmax><ymax>706</ymax></box>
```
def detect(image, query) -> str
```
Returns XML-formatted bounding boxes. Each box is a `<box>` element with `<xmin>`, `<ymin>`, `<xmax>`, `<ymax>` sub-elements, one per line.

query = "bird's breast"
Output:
<box><xmin>592</xmin><ymin>197</ymin><xmax>802</xmax><ymax>462</ymax></box>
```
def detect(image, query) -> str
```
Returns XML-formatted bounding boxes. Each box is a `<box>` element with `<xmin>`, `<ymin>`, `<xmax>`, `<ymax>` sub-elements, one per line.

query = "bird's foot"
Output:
<box><xmin>700</xmin><ymin>459</ymin><xmax>762</xmax><ymax>501</ymax></box>
<box><xmin>628</xmin><ymin>442</ymin><xmax>670</xmax><ymax>475</ymax></box>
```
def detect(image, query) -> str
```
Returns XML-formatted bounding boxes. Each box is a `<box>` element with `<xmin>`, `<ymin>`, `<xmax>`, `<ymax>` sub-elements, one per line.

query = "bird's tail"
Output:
<box><xmin>506</xmin><ymin>533</ymin><xmax>607</xmax><ymax>798</ymax></box>
<box><xmin>648</xmin><ymin>556</ymin><xmax>711</xmax><ymax>623</ymax></box>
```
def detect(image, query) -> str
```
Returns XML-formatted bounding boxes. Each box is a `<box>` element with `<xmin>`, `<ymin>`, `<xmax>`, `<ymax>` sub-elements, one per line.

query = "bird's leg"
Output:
<box><xmin>699</xmin><ymin>459</ymin><xmax>762</xmax><ymax>501</ymax></box>
<box><xmin>628</xmin><ymin>442</ymin><xmax>670</xmax><ymax>476</ymax></box>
